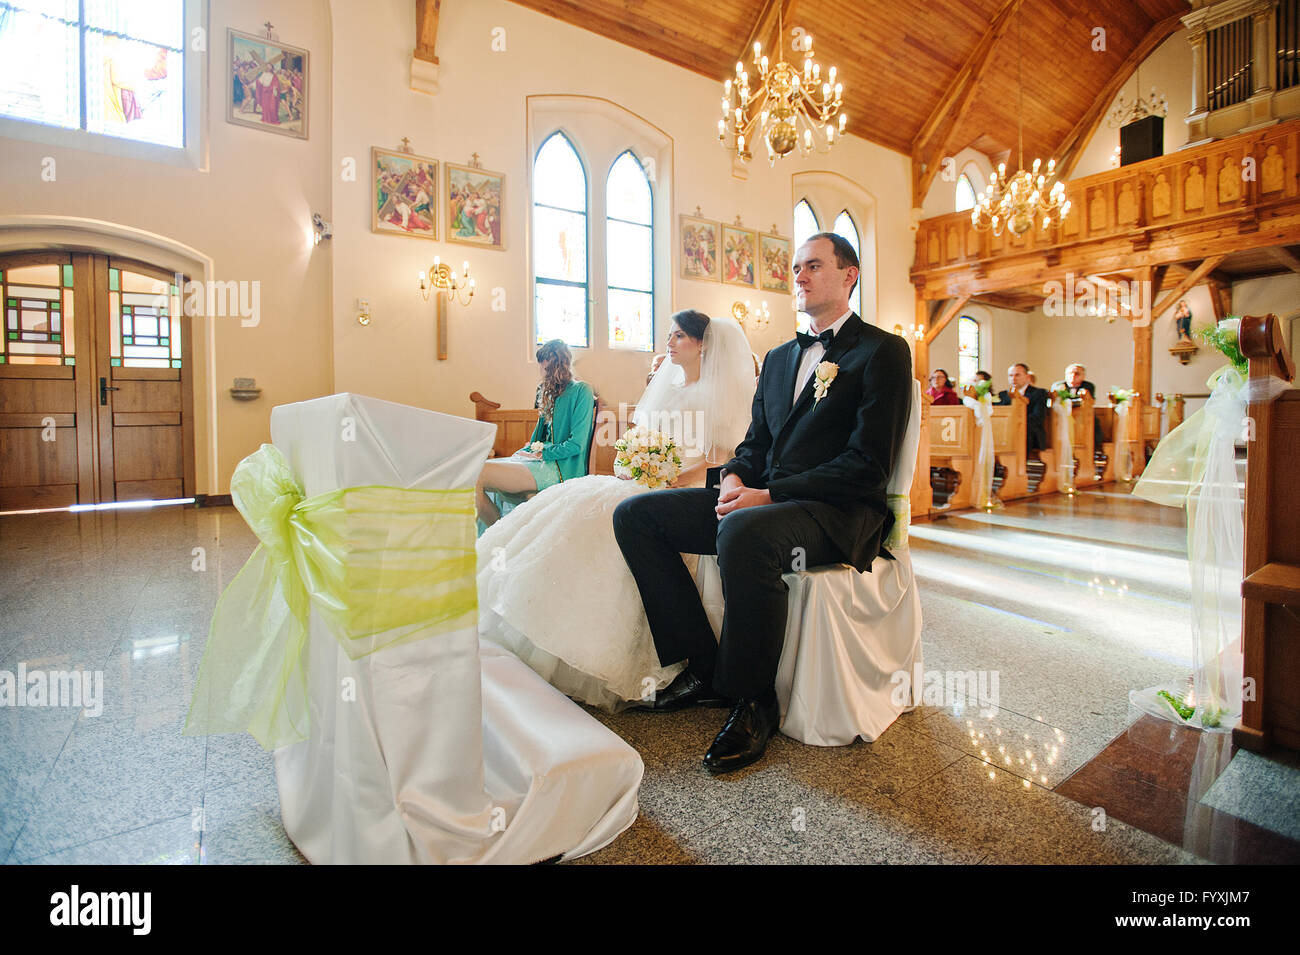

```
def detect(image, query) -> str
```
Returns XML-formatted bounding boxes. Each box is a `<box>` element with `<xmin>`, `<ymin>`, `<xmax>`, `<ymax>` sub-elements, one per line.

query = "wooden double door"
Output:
<box><xmin>0</xmin><ymin>251</ymin><xmax>195</xmax><ymax>509</ymax></box>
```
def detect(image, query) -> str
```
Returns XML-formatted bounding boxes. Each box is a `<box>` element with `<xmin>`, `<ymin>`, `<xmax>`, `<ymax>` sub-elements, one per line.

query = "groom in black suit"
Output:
<box><xmin>613</xmin><ymin>233</ymin><xmax>913</xmax><ymax>772</ymax></box>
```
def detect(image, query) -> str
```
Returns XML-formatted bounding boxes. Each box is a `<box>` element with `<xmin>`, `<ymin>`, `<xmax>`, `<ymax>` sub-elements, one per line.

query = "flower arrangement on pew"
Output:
<box><xmin>967</xmin><ymin>379</ymin><xmax>994</xmax><ymax>400</ymax></box>
<box><xmin>613</xmin><ymin>427</ymin><xmax>683</xmax><ymax>489</ymax></box>
<box><xmin>1199</xmin><ymin>318</ymin><xmax>1247</xmax><ymax>376</ymax></box>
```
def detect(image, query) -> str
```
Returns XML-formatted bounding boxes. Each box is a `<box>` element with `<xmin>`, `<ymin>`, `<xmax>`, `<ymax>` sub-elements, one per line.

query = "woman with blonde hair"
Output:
<box><xmin>475</xmin><ymin>339</ymin><xmax>594</xmax><ymax>528</ymax></box>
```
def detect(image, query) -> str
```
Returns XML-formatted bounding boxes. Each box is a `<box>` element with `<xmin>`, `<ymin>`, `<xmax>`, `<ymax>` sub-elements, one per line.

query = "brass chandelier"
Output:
<box><xmin>717</xmin><ymin>7</ymin><xmax>846</xmax><ymax>164</ymax></box>
<box><xmin>971</xmin><ymin>4</ymin><xmax>1069</xmax><ymax>237</ymax></box>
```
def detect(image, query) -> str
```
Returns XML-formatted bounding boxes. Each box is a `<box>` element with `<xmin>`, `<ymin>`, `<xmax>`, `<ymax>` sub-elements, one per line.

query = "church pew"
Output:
<box><xmin>1095</xmin><ymin>406</ymin><xmax>1117</xmax><ymax>482</ymax></box>
<box><xmin>927</xmin><ymin>404</ymin><xmax>976</xmax><ymax>511</ymax></box>
<box><xmin>990</xmin><ymin>399</ymin><xmax>1031</xmax><ymax>499</ymax></box>
<box><xmin>1046</xmin><ymin>391</ymin><xmax>1101</xmax><ymax>489</ymax></box>
<box><xmin>1237</xmin><ymin>313</ymin><xmax>1300</xmax><ymax>753</ymax></box>
<box><xmin>470</xmin><ymin>391</ymin><xmax>539</xmax><ymax>460</ymax></box>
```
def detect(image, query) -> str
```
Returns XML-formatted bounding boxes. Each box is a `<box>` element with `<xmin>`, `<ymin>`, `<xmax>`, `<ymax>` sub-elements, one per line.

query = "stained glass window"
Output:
<box><xmin>958</xmin><ymin>315</ymin><xmax>979</xmax><ymax>387</ymax></box>
<box><xmin>108</xmin><ymin>267</ymin><xmax>180</xmax><ymax>368</ymax></box>
<box><xmin>606</xmin><ymin>150</ymin><xmax>653</xmax><ymax>351</ymax></box>
<box><xmin>0</xmin><ymin>0</ymin><xmax>185</xmax><ymax>148</ymax></box>
<box><xmin>833</xmin><ymin>210</ymin><xmax>861</xmax><ymax>317</ymax></box>
<box><xmin>955</xmin><ymin>174</ymin><xmax>977</xmax><ymax>212</ymax></box>
<box><xmin>533</xmin><ymin>131</ymin><xmax>588</xmax><ymax>348</ymax></box>
<box><xmin>2</xmin><ymin>261</ymin><xmax>75</xmax><ymax>366</ymax></box>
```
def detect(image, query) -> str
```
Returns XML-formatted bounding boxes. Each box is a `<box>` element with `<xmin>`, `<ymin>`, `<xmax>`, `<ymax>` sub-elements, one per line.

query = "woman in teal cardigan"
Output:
<box><xmin>475</xmin><ymin>339</ymin><xmax>594</xmax><ymax>529</ymax></box>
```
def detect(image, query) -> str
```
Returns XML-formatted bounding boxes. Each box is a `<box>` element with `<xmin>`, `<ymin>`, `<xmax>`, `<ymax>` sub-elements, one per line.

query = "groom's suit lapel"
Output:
<box><xmin>776</xmin><ymin>314</ymin><xmax>864</xmax><ymax>442</ymax></box>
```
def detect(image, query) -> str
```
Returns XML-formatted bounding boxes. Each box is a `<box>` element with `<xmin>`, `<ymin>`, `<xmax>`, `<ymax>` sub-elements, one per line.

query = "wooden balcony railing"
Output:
<box><xmin>912</xmin><ymin>117</ymin><xmax>1300</xmax><ymax>298</ymax></box>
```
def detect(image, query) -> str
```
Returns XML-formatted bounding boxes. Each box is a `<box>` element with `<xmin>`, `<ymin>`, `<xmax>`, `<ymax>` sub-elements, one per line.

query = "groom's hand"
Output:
<box><xmin>715</xmin><ymin>478</ymin><xmax>771</xmax><ymax>517</ymax></box>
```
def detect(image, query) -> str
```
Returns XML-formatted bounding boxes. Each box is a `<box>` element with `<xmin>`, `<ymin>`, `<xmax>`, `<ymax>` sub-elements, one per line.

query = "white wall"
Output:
<box><xmin>0</xmin><ymin>0</ymin><xmax>334</xmax><ymax>494</ymax></box>
<box><xmin>1073</xmin><ymin>27</ymin><xmax>1195</xmax><ymax>179</ymax></box>
<box><xmin>928</xmin><ymin>304</ymin><xmax>1028</xmax><ymax>389</ymax></box>
<box><xmin>328</xmin><ymin>0</ymin><xmax>917</xmax><ymax>420</ymax></box>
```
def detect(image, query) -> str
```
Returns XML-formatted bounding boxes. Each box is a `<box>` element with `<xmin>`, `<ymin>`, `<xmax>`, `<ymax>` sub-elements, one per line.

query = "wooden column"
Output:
<box><xmin>912</xmin><ymin>294</ymin><xmax>929</xmax><ymax>385</ymax></box>
<box><xmin>1130</xmin><ymin>266</ymin><xmax>1155</xmax><ymax>459</ymax></box>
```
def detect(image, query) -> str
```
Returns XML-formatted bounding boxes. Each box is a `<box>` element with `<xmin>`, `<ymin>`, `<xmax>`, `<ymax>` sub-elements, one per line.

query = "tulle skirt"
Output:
<box><xmin>476</xmin><ymin>475</ymin><xmax>689</xmax><ymax>711</ymax></box>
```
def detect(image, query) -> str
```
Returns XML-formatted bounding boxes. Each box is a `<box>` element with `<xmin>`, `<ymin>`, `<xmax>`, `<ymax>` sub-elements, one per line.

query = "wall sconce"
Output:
<box><xmin>312</xmin><ymin>213</ymin><xmax>332</xmax><ymax>244</ymax></box>
<box><xmin>732</xmin><ymin>299</ymin><xmax>770</xmax><ymax>332</ymax></box>
<box><xmin>893</xmin><ymin>322</ymin><xmax>925</xmax><ymax>341</ymax></box>
<box><xmin>419</xmin><ymin>256</ymin><xmax>475</xmax><ymax>360</ymax></box>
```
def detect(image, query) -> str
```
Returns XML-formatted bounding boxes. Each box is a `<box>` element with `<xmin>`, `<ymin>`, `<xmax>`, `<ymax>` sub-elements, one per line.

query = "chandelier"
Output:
<box><xmin>1106</xmin><ymin>63</ymin><xmax>1168</xmax><ymax>128</ymax></box>
<box><xmin>971</xmin><ymin>6</ymin><xmax>1069</xmax><ymax>237</ymax></box>
<box><xmin>717</xmin><ymin>7</ymin><xmax>846</xmax><ymax>165</ymax></box>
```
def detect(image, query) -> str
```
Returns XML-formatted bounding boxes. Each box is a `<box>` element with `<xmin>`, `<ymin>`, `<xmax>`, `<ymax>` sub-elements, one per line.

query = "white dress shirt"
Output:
<box><xmin>794</xmin><ymin>309</ymin><xmax>853</xmax><ymax>402</ymax></box>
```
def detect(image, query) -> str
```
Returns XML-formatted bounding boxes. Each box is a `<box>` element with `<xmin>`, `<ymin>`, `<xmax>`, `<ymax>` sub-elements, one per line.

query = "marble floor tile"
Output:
<box><xmin>1200</xmin><ymin>749</ymin><xmax>1300</xmax><ymax>842</ymax></box>
<box><xmin>21</xmin><ymin>814</ymin><xmax>201</xmax><ymax>865</ymax></box>
<box><xmin>199</xmin><ymin>773</ymin><xmax>304</xmax><ymax>865</ymax></box>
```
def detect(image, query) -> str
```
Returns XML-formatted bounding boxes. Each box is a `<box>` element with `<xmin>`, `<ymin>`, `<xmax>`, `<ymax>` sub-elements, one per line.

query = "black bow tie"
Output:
<box><xmin>796</xmin><ymin>328</ymin><xmax>834</xmax><ymax>350</ymax></box>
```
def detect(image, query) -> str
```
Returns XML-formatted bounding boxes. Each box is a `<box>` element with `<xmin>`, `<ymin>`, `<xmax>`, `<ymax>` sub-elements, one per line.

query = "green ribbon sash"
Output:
<box><xmin>185</xmin><ymin>444</ymin><xmax>478</xmax><ymax>750</ymax></box>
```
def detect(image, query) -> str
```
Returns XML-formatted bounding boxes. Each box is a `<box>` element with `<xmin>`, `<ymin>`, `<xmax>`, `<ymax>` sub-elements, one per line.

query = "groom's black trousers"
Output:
<box><xmin>613</xmin><ymin>488</ymin><xmax>858</xmax><ymax>701</ymax></box>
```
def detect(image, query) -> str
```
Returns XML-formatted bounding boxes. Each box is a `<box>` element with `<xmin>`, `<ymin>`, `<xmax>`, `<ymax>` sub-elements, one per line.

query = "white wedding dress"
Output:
<box><xmin>477</xmin><ymin>317</ymin><xmax>755</xmax><ymax>711</ymax></box>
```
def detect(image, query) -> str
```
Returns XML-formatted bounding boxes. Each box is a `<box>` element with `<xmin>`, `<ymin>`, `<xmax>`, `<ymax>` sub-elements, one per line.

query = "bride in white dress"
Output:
<box><xmin>477</xmin><ymin>310</ymin><xmax>756</xmax><ymax>711</ymax></box>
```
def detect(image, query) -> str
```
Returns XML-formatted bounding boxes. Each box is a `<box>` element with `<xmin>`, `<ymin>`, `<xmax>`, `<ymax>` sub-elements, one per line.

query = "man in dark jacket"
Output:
<box><xmin>996</xmin><ymin>362</ymin><xmax>1048</xmax><ymax>453</ymax></box>
<box><xmin>613</xmin><ymin>233</ymin><xmax>912</xmax><ymax>773</ymax></box>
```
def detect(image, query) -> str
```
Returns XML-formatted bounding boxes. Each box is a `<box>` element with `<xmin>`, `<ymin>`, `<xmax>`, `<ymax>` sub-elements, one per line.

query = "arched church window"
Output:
<box><xmin>793</xmin><ymin>198</ymin><xmax>819</xmax><ymax>251</ymax></box>
<box><xmin>955</xmin><ymin>174</ymin><xmax>977</xmax><ymax>213</ymax></box>
<box><xmin>532</xmin><ymin>131</ymin><xmax>589</xmax><ymax>347</ymax></box>
<box><xmin>958</xmin><ymin>315</ymin><xmax>980</xmax><ymax>386</ymax></box>
<box><xmin>605</xmin><ymin>150</ymin><xmax>653</xmax><ymax>351</ymax></box>
<box><xmin>832</xmin><ymin>210</ymin><xmax>861</xmax><ymax>317</ymax></box>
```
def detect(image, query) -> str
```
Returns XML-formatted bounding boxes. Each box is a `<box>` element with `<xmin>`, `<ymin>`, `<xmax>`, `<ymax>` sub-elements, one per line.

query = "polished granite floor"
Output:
<box><xmin>0</xmin><ymin>487</ymin><xmax>1292</xmax><ymax>864</ymax></box>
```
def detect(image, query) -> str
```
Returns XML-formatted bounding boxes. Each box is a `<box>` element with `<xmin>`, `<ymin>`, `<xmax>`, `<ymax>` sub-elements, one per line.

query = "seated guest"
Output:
<box><xmin>925</xmin><ymin>368</ymin><xmax>961</xmax><ymax>405</ymax></box>
<box><xmin>974</xmin><ymin>370</ymin><xmax>993</xmax><ymax>383</ymax></box>
<box><xmin>475</xmin><ymin>339</ymin><xmax>594</xmax><ymax>529</ymax></box>
<box><xmin>995</xmin><ymin>362</ymin><xmax>1048</xmax><ymax>453</ymax></box>
<box><xmin>1052</xmin><ymin>363</ymin><xmax>1103</xmax><ymax>446</ymax></box>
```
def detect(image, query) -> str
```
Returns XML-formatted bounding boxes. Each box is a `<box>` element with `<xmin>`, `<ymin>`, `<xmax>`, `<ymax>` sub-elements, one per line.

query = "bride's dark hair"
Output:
<box><xmin>672</xmin><ymin>309</ymin><xmax>710</xmax><ymax>341</ymax></box>
<box><xmin>535</xmin><ymin>339</ymin><xmax>574</xmax><ymax>421</ymax></box>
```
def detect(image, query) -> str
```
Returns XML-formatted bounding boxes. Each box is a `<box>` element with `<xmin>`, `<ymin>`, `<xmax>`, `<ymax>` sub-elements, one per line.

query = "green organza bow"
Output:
<box><xmin>184</xmin><ymin>444</ymin><xmax>478</xmax><ymax>750</ymax></box>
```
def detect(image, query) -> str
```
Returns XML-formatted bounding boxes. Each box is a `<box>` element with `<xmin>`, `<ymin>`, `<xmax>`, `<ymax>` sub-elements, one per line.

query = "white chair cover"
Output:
<box><xmin>695</xmin><ymin>381</ymin><xmax>924</xmax><ymax>746</ymax></box>
<box><xmin>269</xmin><ymin>394</ymin><xmax>641</xmax><ymax>863</ymax></box>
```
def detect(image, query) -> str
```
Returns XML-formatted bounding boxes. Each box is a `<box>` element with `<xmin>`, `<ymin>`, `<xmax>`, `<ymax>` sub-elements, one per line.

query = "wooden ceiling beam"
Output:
<box><xmin>924</xmin><ymin>295</ymin><xmax>973</xmax><ymax>344</ymax></box>
<box><xmin>1053</xmin><ymin>11</ymin><xmax>1186</xmax><ymax>181</ymax></box>
<box><xmin>734</xmin><ymin>0</ymin><xmax>798</xmax><ymax>69</ymax></box>
<box><xmin>910</xmin><ymin>0</ymin><xmax>1020</xmax><ymax>208</ymax></box>
<box><xmin>415</xmin><ymin>0</ymin><xmax>441</xmax><ymax>63</ymax></box>
<box><xmin>1151</xmin><ymin>254</ymin><xmax>1225</xmax><ymax>319</ymax></box>
<box><xmin>1265</xmin><ymin>245</ymin><xmax>1300</xmax><ymax>274</ymax></box>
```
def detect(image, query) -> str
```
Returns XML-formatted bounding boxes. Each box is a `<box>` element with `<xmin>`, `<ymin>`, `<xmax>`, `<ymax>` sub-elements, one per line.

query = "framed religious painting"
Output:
<box><xmin>227</xmin><ymin>29</ymin><xmax>309</xmax><ymax>139</ymax></box>
<box><xmin>445</xmin><ymin>162</ymin><xmax>505</xmax><ymax>250</ymax></box>
<box><xmin>759</xmin><ymin>233</ymin><xmax>791</xmax><ymax>293</ymax></box>
<box><xmin>678</xmin><ymin>215</ymin><xmax>719</xmax><ymax>282</ymax></box>
<box><xmin>721</xmin><ymin>224</ymin><xmax>757</xmax><ymax>288</ymax></box>
<box><xmin>371</xmin><ymin>147</ymin><xmax>439</xmax><ymax>240</ymax></box>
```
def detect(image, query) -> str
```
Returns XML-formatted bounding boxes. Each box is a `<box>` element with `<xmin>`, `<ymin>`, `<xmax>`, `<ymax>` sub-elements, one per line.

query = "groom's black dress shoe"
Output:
<box><xmin>703</xmin><ymin>697</ymin><xmax>780</xmax><ymax>773</ymax></box>
<box><xmin>640</xmin><ymin>670</ymin><xmax>727</xmax><ymax>712</ymax></box>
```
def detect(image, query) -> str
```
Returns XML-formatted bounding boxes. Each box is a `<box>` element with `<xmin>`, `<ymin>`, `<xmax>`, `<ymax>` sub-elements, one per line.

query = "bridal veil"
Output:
<box><xmin>633</xmin><ymin>314</ymin><xmax>756</xmax><ymax>461</ymax></box>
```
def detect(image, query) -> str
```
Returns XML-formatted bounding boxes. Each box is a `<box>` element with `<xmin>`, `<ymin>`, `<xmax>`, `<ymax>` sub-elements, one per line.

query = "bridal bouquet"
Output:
<box><xmin>613</xmin><ymin>426</ymin><xmax>682</xmax><ymax>489</ymax></box>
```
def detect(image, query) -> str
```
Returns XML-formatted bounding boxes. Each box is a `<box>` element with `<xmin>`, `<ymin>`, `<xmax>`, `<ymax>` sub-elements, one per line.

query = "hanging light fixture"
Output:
<box><xmin>971</xmin><ymin>3</ymin><xmax>1069</xmax><ymax>237</ymax></box>
<box><xmin>1106</xmin><ymin>61</ymin><xmax>1168</xmax><ymax>128</ymax></box>
<box><xmin>717</xmin><ymin>6</ymin><xmax>846</xmax><ymax>165</ymax></box>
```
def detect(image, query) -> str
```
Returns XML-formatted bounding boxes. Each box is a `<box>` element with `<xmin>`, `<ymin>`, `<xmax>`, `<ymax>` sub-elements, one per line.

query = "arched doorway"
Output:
<box><xmin>1</xmin><ymin>250</ymin><xmax>195</xmax><ymax>507</ymax></box>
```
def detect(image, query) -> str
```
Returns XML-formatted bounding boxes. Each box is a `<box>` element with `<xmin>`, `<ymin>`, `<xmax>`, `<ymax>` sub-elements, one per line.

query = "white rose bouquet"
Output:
<box><xmin>613</xmin><ymin>426</ymin><xmax>682</xmax><ymax>489</ymax></box>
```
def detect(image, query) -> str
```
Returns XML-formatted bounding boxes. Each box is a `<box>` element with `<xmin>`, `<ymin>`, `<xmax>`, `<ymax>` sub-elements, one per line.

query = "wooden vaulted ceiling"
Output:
<box><xmin>507</xmin><ymin>0</ymin><xmax>1191</xmax><ymax>199</ymax></box>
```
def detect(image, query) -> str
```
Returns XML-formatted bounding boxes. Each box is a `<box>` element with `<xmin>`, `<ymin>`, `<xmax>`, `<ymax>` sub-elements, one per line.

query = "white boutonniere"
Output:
<box><xmin>813</xmin><ymin>361</ymin><xmax>838</xmax><ymax>405</ymax></box>
<box><xmin>529</xmin><ymin>441</ymin><xmax>545</xmax><ymax>453</ymax></box>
